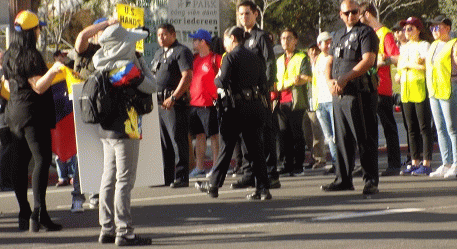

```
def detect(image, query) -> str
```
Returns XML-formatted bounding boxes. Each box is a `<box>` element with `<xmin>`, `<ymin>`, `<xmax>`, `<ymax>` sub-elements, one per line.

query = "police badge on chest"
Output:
<box><xmin>248</xmin><ymin>38</ymin><xmax>255</xmax><ymax>48</ymax></box>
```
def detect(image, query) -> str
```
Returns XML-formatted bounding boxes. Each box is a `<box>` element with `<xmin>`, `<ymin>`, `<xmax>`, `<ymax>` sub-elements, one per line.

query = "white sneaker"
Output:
<box><xmin>444</xmin><ymin>164</ymin><xmax>457</xmax><ymax>178</ymax></box>
<box><xmin>89</xmin><ymin>197</ymin><xmax>99</xmax><ymax>209</ymax></box>
<box><xmin>71</xmin><ymin>199</ymin><xmax>84</xmax><ymax>213</ymax></box>
<box><xmin>429</xmin><ymin>165</ymin><xmax>450</xmax><ymax>178</ymax></box>
<box><xmin>206</xmin><ymin>170</ymin><xmax>214</xmax><ymax>178</ymax></box>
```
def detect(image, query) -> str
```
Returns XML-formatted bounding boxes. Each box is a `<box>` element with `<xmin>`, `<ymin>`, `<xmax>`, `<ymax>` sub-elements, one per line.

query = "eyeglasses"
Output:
<box><xmin>430</xmin><ymin>25</ymin><xmax>441</xmax><ymax>32</ymax></box>
<box><xmin>342</xmin><ymin>9</ymin><xmax>359</xmax><ymax>16</ymax></box>
<box><xmin>281</xmin><ymin>36</ymin><xmax>295</xmax><ymax>41</ymax></box>
<box><xmin>403</xmin><ymin>27</ymin><xmax>414</xmax><ymax>32</ymax></box>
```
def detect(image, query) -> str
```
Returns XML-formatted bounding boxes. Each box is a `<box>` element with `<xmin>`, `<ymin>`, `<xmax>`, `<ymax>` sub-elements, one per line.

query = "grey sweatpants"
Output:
<box><xmin>99</xmin><ymin>138</ymin><xmax>140</xmax><ymax>236</ymax></box>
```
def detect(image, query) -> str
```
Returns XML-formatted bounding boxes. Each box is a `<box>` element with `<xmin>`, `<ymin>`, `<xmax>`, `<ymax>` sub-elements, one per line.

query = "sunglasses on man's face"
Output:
<box><xmin>403</xmin><ymin>27</ymin><xmax>415</xmax><ymax>32</ymax></box>
<box><xmin>430</xmin><ymin>25</ymin><xmax>441</xmax><ymax>32</ymax></box>
<box><xmin>342</xmin><ymin>9</ymin><xmax>359</xmax><ymax>16</ymax></box>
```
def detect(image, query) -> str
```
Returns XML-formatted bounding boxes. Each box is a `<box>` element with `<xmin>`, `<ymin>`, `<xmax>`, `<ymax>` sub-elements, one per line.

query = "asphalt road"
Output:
<box><xmin>1</xmin><ymin>111</ymin><xmax>456</xmax><ymax>249</ymax></box>
<box><xmin>1</xmin><ymin>147</ymin><xmax>457</xmax><ymax>249</ymax></box>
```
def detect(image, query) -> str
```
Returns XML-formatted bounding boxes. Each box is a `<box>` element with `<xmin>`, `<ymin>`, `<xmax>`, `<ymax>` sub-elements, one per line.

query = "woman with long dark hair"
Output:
<box><xmin>2</xmin><ymin>10</ymin><xmax>63</xmax><ymax>232</ymax></box>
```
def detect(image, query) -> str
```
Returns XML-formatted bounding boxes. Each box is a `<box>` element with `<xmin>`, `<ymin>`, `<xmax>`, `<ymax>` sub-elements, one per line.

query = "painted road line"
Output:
<box><xmin>311</xmin><ymin>208</ymin><xmax>425</xmax><ymax>221</ymax></box>
<box><xmin>0</xmin><ymin>188</ymin><xmax>72</xmax><ymax>198</ymax></box>
<box><xmin>56</xmin><ymin>189</ymin><xmax>249</xmax><ymax>209</ymax></box>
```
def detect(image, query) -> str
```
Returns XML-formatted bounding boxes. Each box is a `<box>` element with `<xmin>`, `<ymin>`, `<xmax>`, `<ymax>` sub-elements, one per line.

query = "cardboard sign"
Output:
<box><xmin>72</xmin><ymin>84</ymin><xmax>164</xmax><ymax>193</ymax></box>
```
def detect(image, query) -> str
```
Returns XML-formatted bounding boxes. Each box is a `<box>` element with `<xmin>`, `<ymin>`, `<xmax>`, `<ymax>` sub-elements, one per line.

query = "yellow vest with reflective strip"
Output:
<box><xmin>398</xmin><ymin>41</ymin><xmax>427</xmax><ymax>103</ymax></box>
<box><xmin>426</xmin><ymin>38</ymin><xmax>457</xmax><ymax>100</ymax></box>
<box><xmin>276</xmin><ymin>52</ymin><xmax>306</xmax><ymax>91</ymax></box>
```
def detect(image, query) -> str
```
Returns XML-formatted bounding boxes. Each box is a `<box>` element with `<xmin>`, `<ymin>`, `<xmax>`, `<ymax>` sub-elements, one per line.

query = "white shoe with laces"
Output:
<box><xmin>429</xmin><ymin>164</ymin><xmax>450</xmax><ymax>178</ymax></box>
<box><xmin>444</xmin><ymin>164</ymin><xmax>457</xmax><ymax>179</ymax></box>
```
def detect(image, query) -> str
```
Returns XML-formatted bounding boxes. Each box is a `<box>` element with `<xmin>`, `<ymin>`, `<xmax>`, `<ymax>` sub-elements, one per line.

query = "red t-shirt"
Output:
<box><xmin>190</xmin><ymin>52</ymin><xmax>222</xmax><ymax>106</ymax></box>
<box><xmin>280</xmin><ymin>57</ymin><xmax>293</xmax><ymax>103</ymax></box>
<box><xmin>377</xmin><ymin>32</ymin><xmax>400</xmax><ymax>96</ymax></box>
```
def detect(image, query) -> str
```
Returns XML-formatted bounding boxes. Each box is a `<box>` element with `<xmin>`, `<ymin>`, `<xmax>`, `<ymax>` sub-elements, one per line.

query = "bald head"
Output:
<box><xmin>341</xmin><ymin>0</ymin><xmax>359</xmax><ymax>9</ymax></box>
<box><xmin>340</xmin><ymin>0</ymin><xmax>360</xmax><ymax>28</ymax></box>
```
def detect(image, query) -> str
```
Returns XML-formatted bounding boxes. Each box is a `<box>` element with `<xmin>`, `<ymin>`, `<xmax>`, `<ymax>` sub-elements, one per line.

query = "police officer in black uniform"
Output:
<box><xmin>151</xmin><ymin>23</ymin><xmax>193</xmax><ymax>188</ymax></box>
<box><xmin>231</xmin><ymin>0</ymin><xmax>279</xmax><ymax>189</ymax></box>
<box><xmin>196</xmin><ymin>26</ymin><xmax>271</xmax><ymax>200</ymax></box>
<box><xmin>320</xmin><ymin>0</ymin><xmax>380</xmax><ymax>195</ymax></box>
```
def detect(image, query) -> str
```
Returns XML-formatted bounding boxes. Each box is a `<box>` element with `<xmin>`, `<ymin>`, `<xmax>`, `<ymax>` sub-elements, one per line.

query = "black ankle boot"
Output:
<box><xmin>30</xmin><ymin>208</ymin><xmax>40</xmax><ymax>232</ymax></box>
<box><xmin>18</xmin><ymin>206</ymin><xmax>32</xmax><ymax>231</ymax></box>
<box><xmin>30</xmin><ymin>208</ymin><xmax>63</xmax><ymax>232</ymax></box>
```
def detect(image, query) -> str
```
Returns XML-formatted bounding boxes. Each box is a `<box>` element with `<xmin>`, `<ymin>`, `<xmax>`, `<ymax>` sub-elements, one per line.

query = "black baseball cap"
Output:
<box><xmin>429</xmin><ymin>15</ymin><xmax>452</xmax><ymax>27</ymax></box>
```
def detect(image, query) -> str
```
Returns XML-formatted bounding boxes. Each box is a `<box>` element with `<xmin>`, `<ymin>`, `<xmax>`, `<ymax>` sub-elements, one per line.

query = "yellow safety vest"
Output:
<box><xmin>376</xmin><ymin>27</ymin><xmax>390</xmax><ymax>58</ymax></box>
<box><xmin>426</xmin><ymin>38</ymin><xmax>457</xmax><ymax>100</ymax></box>
<box><xmin>276</xmin><ymin>52</ymin><xmax>307</xmax><ymax>91</ymax></box>
<box><xmin>376</xmin><ymin>26</ymin><xmax>398</xmax><ymax>88</ymax></box>
<box><xmin>398</xmin><ymin>40</ymin><xmax>427</xmax><ymax>103</ymax></box>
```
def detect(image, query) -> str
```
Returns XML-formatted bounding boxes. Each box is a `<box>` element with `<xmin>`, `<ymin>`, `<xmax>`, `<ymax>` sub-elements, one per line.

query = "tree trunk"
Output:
<box><xmin>235</xmin><ymin>0</ymin><xmax>241</xmax><ymax>26</ymax></box>
<box><xmin>9</xmin><ymin>0</ymin><xmax>32</xmax><ymax>30</ymax></box>
<box><xmin>31</xmin><ymin>0</ymin><xmax>41</xmax><ymax>11</ymax></box>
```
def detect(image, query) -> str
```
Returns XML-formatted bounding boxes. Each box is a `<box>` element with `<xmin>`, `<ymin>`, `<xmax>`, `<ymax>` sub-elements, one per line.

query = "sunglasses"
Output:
<box><xmin>430</xmin><ymin>25</ymin><xmax>441</xmax><ymax>32</ymax></box>
<box><xmin>403</xmin><ymin>27</ymin><xmax>415</xmax><ymax>32</ymax></box>
<box><xmin>342</xmin><ymin>9</ymin><xmax>359</xmax><ymax>16</ymax></box>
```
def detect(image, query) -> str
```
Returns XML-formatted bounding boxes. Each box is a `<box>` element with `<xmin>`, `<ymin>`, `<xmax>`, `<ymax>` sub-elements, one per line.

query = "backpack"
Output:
<box><xmin>79</xmin><ymin>70</ymin><xmax>113</xmax><ymax>124</ymax></box>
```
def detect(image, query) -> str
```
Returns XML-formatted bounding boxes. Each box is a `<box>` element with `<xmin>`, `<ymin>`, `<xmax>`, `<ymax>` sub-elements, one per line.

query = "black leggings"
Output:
<box><xmin>402</xmin><ymin>100</ymin><xmax>433</xmax><ymax>161</ymax></box>
<box><xmin>10</xmin><ymin>125</ymin><xmax>52</xmax><ymax>216</ymax></box>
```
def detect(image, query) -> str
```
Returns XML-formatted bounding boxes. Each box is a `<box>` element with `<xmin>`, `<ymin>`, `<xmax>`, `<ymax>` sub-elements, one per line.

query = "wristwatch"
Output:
<box><xmin>171</xmin><ymin>95</ymin><xmax>177</xmax><ymax>103</ymax></box>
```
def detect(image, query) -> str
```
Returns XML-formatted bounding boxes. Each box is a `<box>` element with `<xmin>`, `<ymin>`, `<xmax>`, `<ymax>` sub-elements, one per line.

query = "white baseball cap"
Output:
<box><xmin>317</xmin><ymin>31</ymin><xmax>332</xmax><ymax>44</ymax></box>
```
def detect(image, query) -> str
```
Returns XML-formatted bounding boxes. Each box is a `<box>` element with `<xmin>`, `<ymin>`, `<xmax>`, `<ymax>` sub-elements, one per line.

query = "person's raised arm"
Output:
<box><xmin>74</xmin><ymin>18</ymin><xmax>118</xmax><ymax>54</ymax></box>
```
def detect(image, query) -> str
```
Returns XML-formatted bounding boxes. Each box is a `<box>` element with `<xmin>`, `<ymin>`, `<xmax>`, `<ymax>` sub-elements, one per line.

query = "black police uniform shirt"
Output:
<box><xmin>215</xmin><ymin>45</ymin><xmax>266</xmax><ymax>94</ymax></box>
<box><xmin>329</xmin><ymin>21</ymin><xmax>379</xmax><ymax>94</ymax></box>
<box><xmin>152</xmin><ymin>40</ymin><xmax>193</xmax><ymax>92</ymax></box>
<box><xmin>244</xmin><ymin>25</ymin><xmax>276</xmax><ymax>90</ymax></box>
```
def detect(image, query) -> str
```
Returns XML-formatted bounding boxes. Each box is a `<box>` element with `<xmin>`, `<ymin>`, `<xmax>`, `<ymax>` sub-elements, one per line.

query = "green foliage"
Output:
<box><xmin>439</xmin><ymin>0</ymin><xmax>457</xmax><ymax>32</ymax></box>
<box><xmin>264</xmin><ymin>0</ymin><xmax>338</xmax><ymax>47</ymax></box>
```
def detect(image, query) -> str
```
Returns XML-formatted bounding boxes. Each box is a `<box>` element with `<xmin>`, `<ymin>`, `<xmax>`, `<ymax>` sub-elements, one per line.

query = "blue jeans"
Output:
<box><xmin>316</xmin><ymin>102</ymin><xmax>337</xmax><ymax>164</ymax></box>
<box><xmin>55</xmin><ymin>155</ymin><xmax>76</xmax><ymax>180</ymax></box>
<box><xmin>56</xmin><ymin>155</ymin><xmax>85</xmax><ymax>201</ymax></box>
<box><xmin>430</xmin><ymin>85</ymin><xmax>457</xmax><ymax>165</ymax></box>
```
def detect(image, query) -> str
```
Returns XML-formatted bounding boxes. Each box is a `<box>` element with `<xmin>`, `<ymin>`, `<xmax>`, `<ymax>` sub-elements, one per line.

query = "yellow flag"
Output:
<box><xmin>0</xmin><ymin>79</ymin><xmax>9</xmax><ymax>100</ymax></box>
<box><xmin>60</xmin><ymin>66</ymin><xmax>84</xmax><ymax>95</ymax></box>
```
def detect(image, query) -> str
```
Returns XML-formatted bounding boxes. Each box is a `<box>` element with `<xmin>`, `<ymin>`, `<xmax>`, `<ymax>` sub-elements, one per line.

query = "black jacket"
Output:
<box><xmin>244</xmin><ymin>25</ymin><xmax>276</xmax><ymax>91</ymax></box>
<box><xmin>215</xmin><ymin>45</ymin><xmax>266</xmax><ymax>94</ymax></box>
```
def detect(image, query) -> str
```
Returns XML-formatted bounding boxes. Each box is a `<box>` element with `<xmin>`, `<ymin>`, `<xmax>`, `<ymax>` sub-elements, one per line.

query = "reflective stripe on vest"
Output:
<box><xmin>426</xmin><ymin>38</ymin><xmax>457</xmax><ymax>100</ymax></box>
<box><xmin>399</xmin><ymin>41</ymin><xmax>427</xmax><ymax>103</ymax></box>
<box><xmin>276</xmin><ymin>52</ymin><xmax>306</xmax><ymax>91</ymax></box>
